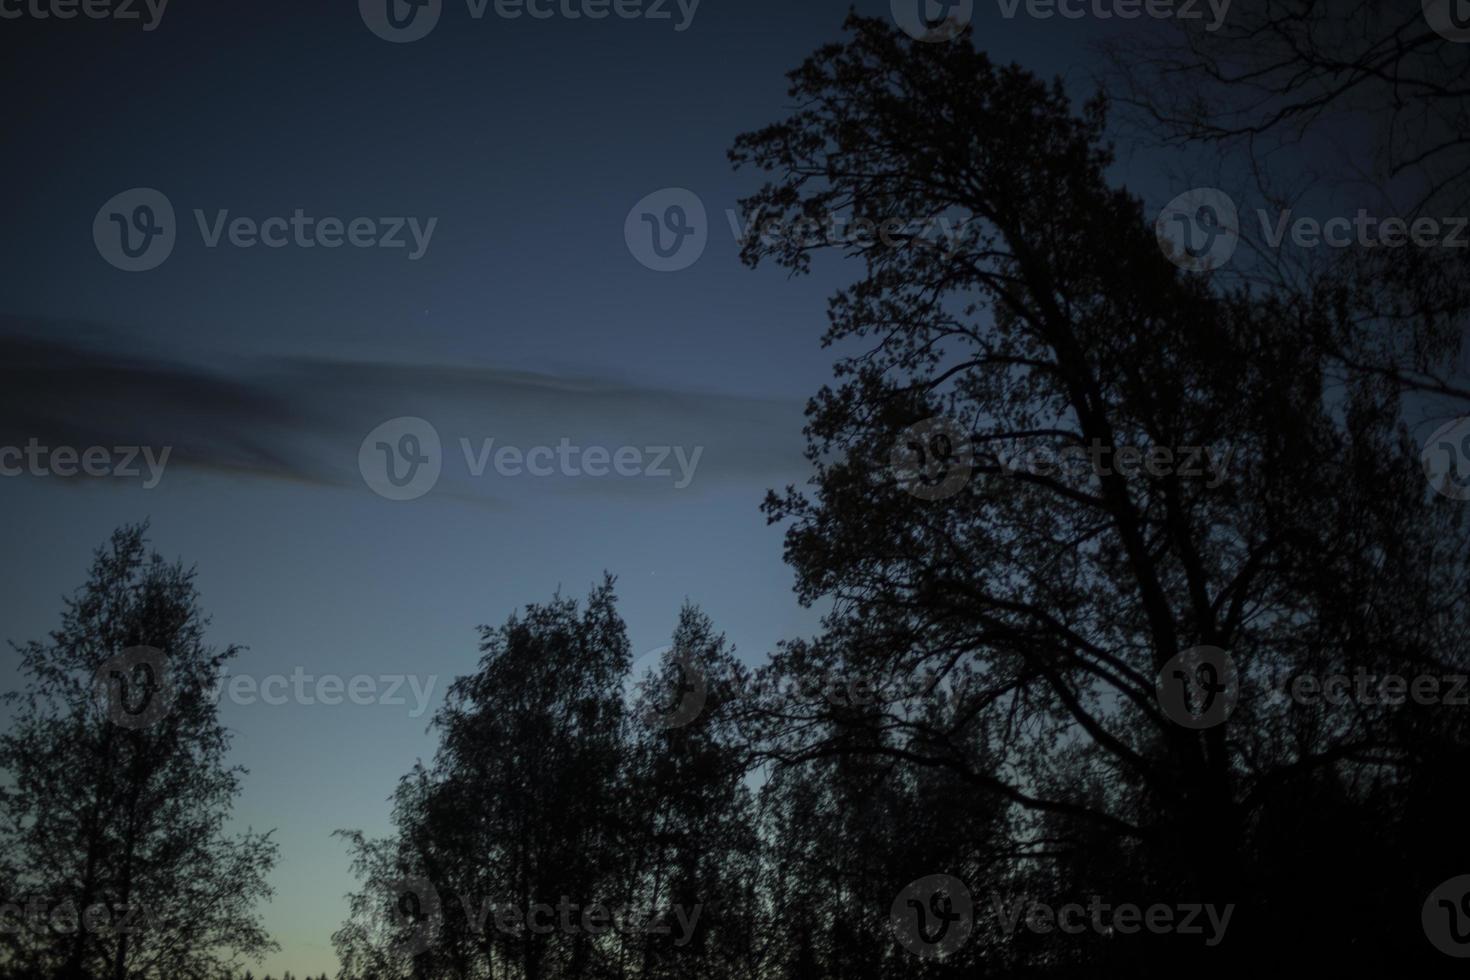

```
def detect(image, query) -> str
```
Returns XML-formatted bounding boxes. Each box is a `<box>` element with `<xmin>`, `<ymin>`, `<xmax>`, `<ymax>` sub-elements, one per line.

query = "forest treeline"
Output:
<box><xmin>4</xmin><ymin>3</ymin><xmax>1470</xmax><ymax>978</ymax></box>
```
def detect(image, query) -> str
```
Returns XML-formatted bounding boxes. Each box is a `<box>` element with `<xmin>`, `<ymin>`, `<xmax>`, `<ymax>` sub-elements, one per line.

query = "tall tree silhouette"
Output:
<box><xmin>334</xmin><ymin>583</ymin><xmax>755</xmax><ymax>980</ymax></box>
<box><xmin>622</xmin><ymin>605</ymin><xmax>758</xmax><ymax>980</ymax></box>
<box><xmin>731</xmin><ymin>14</ymin><xmax>1470</xmax><ymax>974</ymax></box>
<box><xmin>0</xmin><ymin>524</ymin><xmax>278</xmax><ymax>980</ymax></box>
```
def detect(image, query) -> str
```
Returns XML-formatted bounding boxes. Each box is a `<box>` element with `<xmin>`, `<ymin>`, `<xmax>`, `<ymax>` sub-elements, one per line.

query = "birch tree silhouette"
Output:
<box><xmin>0</xmin><ymin>524</ymin><xmax>278</xmax><ymax>980</ymax></box>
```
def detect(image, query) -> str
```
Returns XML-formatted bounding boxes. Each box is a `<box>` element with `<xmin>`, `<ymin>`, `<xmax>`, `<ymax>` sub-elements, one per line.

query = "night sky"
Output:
<box><xmin>2</xmin><ymin>2</ymin><xmax>1204</xmax><ymax>973</ymax></box>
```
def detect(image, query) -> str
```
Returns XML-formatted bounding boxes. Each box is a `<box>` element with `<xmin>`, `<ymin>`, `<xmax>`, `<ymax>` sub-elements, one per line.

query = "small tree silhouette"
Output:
<box><xmin>0</xmin><ymin>524</ymin><xmax>279</xmax><ymax>979</ymax></box>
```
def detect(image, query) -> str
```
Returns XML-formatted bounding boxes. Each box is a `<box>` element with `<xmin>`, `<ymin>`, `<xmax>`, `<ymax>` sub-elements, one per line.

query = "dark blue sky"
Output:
<box><xmin>1</xmin><ymin>2</ymin><xmax>1197</xmax><ymax>973</ymax></box>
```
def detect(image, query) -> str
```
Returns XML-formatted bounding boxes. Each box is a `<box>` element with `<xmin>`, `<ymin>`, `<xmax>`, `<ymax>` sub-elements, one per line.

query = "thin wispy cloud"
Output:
<box><xmin>0</xmin><ymin>317</ymin><xmax>808</xmax><ymax>499</ymax></box>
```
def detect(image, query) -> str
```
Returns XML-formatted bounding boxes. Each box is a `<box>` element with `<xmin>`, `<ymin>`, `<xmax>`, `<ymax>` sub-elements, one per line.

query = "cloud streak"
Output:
<box><xmin>0</xmin><ymin>317</ymin><xmax>808</xmax><ymax>499</ymax></box>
